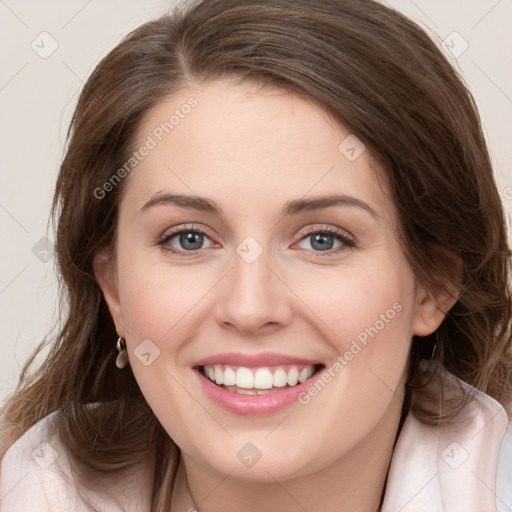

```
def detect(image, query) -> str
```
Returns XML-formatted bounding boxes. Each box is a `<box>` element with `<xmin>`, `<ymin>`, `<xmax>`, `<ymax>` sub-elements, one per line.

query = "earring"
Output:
<box><xmin>115</xmin><ymin>337</ymin><xmax>129</xmax><ymax>369</ymax></box>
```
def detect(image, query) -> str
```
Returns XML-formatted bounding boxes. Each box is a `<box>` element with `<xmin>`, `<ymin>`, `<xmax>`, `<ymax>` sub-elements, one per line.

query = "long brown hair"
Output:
<box><xmin>1</xmin><ymin>0</ymin><xmax>511</xmax><ymax>509</ymax></box>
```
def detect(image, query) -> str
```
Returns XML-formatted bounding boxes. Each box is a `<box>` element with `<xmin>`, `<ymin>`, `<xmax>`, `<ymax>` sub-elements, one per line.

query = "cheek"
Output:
<box><xmin>287</xmin><ymin>258</ymin><xmax>415</xmax><ymax>350</ymax></box>
<box><xmin>281</xmin><ymin>262</ymin><xmax>416</xmax><ymax>466</ymax></box>
<box><xmin>114</xmin><ymin>252</ymin><xmax>215</xmax><ymax>458</ymax></box>
<box><xmin>288</xmin><ymin>254</ymin><xmax>417</xmax><ymax>411</ymax></box>
<box><xmin>116</xmin><ymin>246</ymin><xmax>212</xmax><ymax>340</ymax></box>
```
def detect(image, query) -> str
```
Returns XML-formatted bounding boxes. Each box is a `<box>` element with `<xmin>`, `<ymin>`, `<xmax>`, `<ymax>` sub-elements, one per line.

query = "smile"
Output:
<box><xmin>192</xmin><ymin>352</ymin><xmax>325</xmax><ymax>415</ymax></box>
<box><xmin>201</xmin><ymin>364</ymin><xmax>318</xmax><ymax>394</ymax></box>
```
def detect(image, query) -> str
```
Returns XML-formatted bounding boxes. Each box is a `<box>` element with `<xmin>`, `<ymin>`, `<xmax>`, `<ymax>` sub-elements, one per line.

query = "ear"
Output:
<box><xmin>93</xmin><ymin>250</ymin><xmax>127</xmax><ymax>338</ymax></box>
<box><xmin>412</xmin><ymin>254</ymin><xmax>462</xmax><ymax>337</ymax></box>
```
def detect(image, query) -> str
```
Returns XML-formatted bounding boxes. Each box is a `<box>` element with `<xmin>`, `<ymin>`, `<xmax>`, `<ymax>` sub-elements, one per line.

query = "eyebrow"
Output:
<box><xmin>140</xmin><ymin>192</ymin><xmax>378</xmax><ymax>219</ymax></box>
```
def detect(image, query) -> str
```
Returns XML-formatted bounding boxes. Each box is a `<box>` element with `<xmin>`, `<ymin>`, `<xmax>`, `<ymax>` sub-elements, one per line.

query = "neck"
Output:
<box><xmin>170</xmin><ymin>397</ymin><xmax>403</xmax><ymax>512</ymax></box>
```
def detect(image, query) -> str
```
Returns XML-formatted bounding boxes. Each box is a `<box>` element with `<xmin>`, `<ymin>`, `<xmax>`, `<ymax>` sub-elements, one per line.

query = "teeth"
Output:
<box><xmin>223</xmin><ymin>366</ymin><xmax>236</xmax><ymax>386</ymax></box>
<box><xmin>236</xmin><ymin>367</ymin><xmax>254</xmax><ymax>389</ymax></box>
<box><xmin>273</xmin><ymin>368</ymin><xmax>287</xmax><ymax>387</ymax></box>
<box><xmin>287</xmin><ymin>367</ymin><xmax>299</xmax><ymax>386</ymax></box>
<box><xmin>232</xmin><ymin>387</ymin><xmax>256</xmax><ymax>395</ymax></box>
<box><xmin>203</xmin><ymin>364</ymin><xmax>317</xmax><ymax>390</ymax></box>
<box><xmin>254</xmin><ymin>368</ymin><xmax>273</xmax><ymax>389</ymax></box>
<box><xmin>299</xmin><ymin>368</ymin><xmax>311</xmax><ymax>383</ymax></box>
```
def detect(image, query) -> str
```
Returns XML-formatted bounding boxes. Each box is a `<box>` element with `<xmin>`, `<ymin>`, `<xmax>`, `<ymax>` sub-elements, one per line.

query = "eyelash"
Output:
<box><xmin>156</xmin><ymin>224</ymin><xmax>355</xmax><ymax>257</ymax></box>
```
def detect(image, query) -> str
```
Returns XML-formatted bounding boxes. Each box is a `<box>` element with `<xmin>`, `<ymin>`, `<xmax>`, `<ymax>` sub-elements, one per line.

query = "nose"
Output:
<box><xmin>214</xmin><ymin>245</ymin><xmax>293</xmax><ymax>336</ymax></box>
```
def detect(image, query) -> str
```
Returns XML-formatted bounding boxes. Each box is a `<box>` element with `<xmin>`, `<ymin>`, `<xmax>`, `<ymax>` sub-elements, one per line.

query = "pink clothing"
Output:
<box><xmin>1</xmin><ymin>361</ymin><xmax>510</xmax><ymax>511</ymax></box>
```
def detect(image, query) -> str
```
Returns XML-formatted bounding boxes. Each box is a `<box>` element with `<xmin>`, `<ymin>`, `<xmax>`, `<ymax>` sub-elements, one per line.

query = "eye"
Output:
<box><xmin>158</xmin><ymin>225</ymin><xmax>216</xmax><ymax>254</ymax></box>
<box><xmin>156</xmin><ymin>224</ymin><xmax>354</xmax><ymax>256</ymax></box>
<box><xmin>294</xmin><ymin>227</ymin><xmax>354</xmax><ymax>254</ymax></box>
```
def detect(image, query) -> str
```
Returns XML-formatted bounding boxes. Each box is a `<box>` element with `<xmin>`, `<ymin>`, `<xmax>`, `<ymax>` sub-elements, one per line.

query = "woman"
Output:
<box><xmin>1</xmin><ymin>0</ymin><xmax>511</xmax><ymax>510</ymax></box>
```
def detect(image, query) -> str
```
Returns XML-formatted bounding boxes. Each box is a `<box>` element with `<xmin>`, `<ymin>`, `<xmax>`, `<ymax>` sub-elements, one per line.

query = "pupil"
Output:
<box><xmin>312</xmin><ymin>233</ymin><xmax>333</xmax><ymax>251</ymax></box>
<box><xmin>180</xmin><ymin>232</ymin><xmax>203</xmax><ymax>250</ymax></box>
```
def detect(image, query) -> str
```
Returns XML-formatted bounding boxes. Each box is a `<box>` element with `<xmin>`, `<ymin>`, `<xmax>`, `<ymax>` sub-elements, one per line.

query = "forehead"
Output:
<box><xmin>123</xmin><ymin>79</ymin><xmax>391</xmax><ymax>219</ymax></box>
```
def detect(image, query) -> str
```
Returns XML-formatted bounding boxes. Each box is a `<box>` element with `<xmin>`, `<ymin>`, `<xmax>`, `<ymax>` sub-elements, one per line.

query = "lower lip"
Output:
<box><xmin>194</xmin><ymin>367</ymin><xmax>322</xmax><ymax>416</ymax></box>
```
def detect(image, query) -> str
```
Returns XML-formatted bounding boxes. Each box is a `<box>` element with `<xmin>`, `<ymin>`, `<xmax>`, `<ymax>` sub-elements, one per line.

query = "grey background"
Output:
<box><xmin>1</xmin><ymin>0</ymin><xmax>511</xmax><ymax>406</ymax></box>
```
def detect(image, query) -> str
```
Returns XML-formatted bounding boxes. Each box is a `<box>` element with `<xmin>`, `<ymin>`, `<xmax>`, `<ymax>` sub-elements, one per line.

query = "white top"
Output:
<box><xmin>1</xmin><ymin>361</ymin><xmax>511</xmax><ymax>511</ymax></box>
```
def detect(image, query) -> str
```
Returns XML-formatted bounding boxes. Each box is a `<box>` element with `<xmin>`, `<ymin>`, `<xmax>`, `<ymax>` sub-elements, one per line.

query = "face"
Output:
<box><xmin>95</xmin><ymin>79</ymin><xmax>448</xmax><ymax>482</ymax></box>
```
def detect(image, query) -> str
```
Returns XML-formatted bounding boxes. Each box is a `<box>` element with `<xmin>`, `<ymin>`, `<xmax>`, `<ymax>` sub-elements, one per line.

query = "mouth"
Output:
<box><xmin>192</xmin><ymin>354</ymin><xmax>326</xmax><ymax>416</ymax></box>
<box><xmin>198</xmin><ymin>363</ymin><xmax>325</xmax><ymax>395</ymax></box>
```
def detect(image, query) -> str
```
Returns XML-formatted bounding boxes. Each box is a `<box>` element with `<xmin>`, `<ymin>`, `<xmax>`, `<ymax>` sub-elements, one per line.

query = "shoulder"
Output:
<box><xmin>382</xmin><ymin>360</ymin><xmax>511</xmax><ymax>512</ymax></box>
<box><xmin>0</xmin><ymin>409</ymin><xmax>85</xmax><ymax>511</ymax></box>
<box><xmin>0</xmin><ymin>407</ymin><xmax>152</xmax><ymax>512</ymax></box>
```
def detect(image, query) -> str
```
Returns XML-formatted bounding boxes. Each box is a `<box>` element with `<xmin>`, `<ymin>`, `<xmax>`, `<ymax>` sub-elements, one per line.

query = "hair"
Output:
<box><xmin>1</xmin><ymin>0</ymin><xmax>511</xmax><ymax>509</ymax></box>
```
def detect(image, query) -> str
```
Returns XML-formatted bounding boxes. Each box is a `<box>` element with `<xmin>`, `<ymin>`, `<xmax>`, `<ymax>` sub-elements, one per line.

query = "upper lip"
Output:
<box><xmin>193</xmin><ymin>352</ymin><xmax>323</xmax><ymax>368</ymax></box>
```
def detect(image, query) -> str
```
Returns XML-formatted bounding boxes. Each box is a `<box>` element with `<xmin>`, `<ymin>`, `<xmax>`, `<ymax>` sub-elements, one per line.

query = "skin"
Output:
<box><xmin>94</xmin><ymin>79</ymin><xmax>457</xmax><ymax>512</ymax></box>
